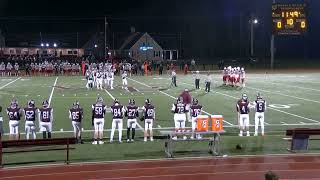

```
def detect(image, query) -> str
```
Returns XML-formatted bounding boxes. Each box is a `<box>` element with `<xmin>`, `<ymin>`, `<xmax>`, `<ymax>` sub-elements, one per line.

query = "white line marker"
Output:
<box><xmin>300</xmin><ymin>122</ymin><xmax>306</xmax><ymax>124</ymax></box>
<box><xmin>0</xmin><ymin>77</ymin><xmax>21</xmax><ymax>89</ymax></box>
<box><xmin>128</xmin><ymin>78</ymin><xmax>234</xmax><ymax>126</ymax></box>
<box><xmin>246</xmin><ymin>86</ymin><xmax>320</xmax><ymax>104</ymax></box>
<box><xmin>157</xmin><ymin>125</ymin><xmax>162</xmax><ymax>128</ymax></box>
<box><xmin>133</xmin><ymin>87</ymin><xmax>140</xmax><ymax>92</ymax></box>
<box><xmin>48</xmin><ymin>77</ymin><xmax>59</xmax><ymax>106</ymax></box>
<box><xmin>280</xmin><ymin>121</ymin><xmax>288</xmax><ymax>125</ymax></box>
<box><xmin>60</xmin><ymin>129</ymin><xmax>63</xmax><ymax>132</ymax></box>
<box><xmin>268</xmin><ymin>82</ymin><xmax>320</xmax><ymax>92</ymax></box>
<box><xmin>181</xmin><ymin>81</ymin><xmax>320</xmax><ymax>123</ymax></box>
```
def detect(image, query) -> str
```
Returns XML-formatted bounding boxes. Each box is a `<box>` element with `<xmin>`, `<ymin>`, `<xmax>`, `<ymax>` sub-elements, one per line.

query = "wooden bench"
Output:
<box><xmin>0</xmin><ymin>137</ymin><xmax>76</xmax><ymax>167</ymax></box>
<box><xmin>160</xmin><ymin>130</ymin><xmax>225</xmax><ymax>158</ymax></box>
<box><xmin>285</xmin><ymin>128</ymin><xmax>320</xmax><ymax>152</ymax></box>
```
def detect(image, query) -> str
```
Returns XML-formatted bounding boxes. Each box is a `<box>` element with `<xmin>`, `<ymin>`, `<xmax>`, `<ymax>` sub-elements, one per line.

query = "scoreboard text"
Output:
<box><xmin>272</xmin><ymin>3</ymin><xmax>307</xmax><ymax>35</ymax></box>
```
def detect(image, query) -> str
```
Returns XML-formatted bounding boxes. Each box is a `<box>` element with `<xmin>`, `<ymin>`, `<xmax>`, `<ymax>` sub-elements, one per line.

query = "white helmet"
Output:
<box><xmin>241</xmin><ymin>67</ymin><xmax>244</xmax><ymax>71</ymax></box>
<box><xmin>237</xmin><ymin>67</ymin><xmax>240</xmax><ymax>70</ymax></box>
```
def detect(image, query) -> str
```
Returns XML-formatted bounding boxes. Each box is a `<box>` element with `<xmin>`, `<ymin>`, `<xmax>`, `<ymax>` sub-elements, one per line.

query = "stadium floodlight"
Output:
<box><xmin>53</xmin><ymin>43</ymin><xmax>57</xmax><ymax>47</ymax></box>
<box><xmin>46</xmin><ymin>43</ymin><xmax>49</xmax><ymax>47</ymax></box>
<box><xmin>253</xmin><ymin>19</ymin><xmax>258</xmax><ymax>24</ymax></box>
<box><xmin>41</xmin><ymin>43</ymin><xmax>44</xmax><ymax>47</ymax></box>
<box><xmin>94</xmin><ymin>44</ymin><xmax>98</xmax><ymax>48</ymax></box>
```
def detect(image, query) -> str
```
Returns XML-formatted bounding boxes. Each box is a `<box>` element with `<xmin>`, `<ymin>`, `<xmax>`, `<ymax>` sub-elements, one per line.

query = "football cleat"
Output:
<box><xmin>28</xmin><ymin>100</ymin><xmax>35</xmax><ymax>107</ymax></box>
<box><xmin>42</xmin><ymin>100</ymin><xmax>49</xmax><ymax>107</ymax></box>
<box><xmin>192</xmin><ymin>98</ymin><xmax>198</xmax><ymax>105</ymax></box>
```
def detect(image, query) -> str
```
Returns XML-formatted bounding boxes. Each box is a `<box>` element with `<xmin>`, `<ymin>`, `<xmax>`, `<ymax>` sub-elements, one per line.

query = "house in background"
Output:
<box><xmin>111</xmin><ymin>32</ymin><xmax>178</xmax><ymax>61</ymax></box>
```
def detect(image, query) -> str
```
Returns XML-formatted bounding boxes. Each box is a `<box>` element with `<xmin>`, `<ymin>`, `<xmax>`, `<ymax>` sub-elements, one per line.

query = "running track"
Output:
<box><xmin>1</xmin><ymin>154</ymin><xmax>320</xmax><ymax>180</ymax></box>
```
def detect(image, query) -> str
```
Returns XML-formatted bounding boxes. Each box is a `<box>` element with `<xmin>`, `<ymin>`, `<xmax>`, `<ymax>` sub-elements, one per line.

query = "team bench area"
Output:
<box><xmin>161</xmin><ymin>115</ymin><xmax>225</xmax><ymax>158</ymax></box>
<box><xmin>285</xmin><ymin>128</ymin><xmax>320</xmax><ymax>152</ymax></box>
<box><xmin>0</xmin><ymin>137</ymin><xmax>77</xmax><ymax>167</ymax></box>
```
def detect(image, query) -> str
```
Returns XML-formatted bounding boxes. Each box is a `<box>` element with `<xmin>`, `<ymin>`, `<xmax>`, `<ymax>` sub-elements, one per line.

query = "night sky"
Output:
<box><xmin>0</xmin><ymin>0</ymin><xmax>319</xmax><ymax>60</ymax></box>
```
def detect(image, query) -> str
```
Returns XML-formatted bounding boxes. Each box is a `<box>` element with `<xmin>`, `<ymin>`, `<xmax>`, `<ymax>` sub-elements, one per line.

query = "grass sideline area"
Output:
<box><xmin>1</xmin><ymin>72</ymin><xmax>320</xmax><ymax>166</ymax></box>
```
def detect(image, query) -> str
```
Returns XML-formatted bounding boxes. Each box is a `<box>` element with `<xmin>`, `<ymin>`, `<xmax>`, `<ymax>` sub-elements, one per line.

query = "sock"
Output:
<box><xmin>239</xmin><ymin>130</ymin><xmax>243</xmax><ymax>135</ymax></box>
<box><xmin>132</xmin><ymin>128</ymin><xmax>135</xmax><ymax>140</ymax></box>
<box><xmin>43</xmin><ymin>131</ymin><xmax>47</xmax><ymax>139</ymax></box>
<box><xmin>32</xmin><ymin>132</ymin><xmax>36</xmax><ymax>139</ymax></box>
<box><xmin>48</xmin><ymin>132</ymin><xmax>52</xmax><ymax>138</ymax></box>
<box><xmin>26</xmin><ymin>132</ymin><xmax>30</xmax><ymax>140</ymax></box>
<box><xmin>127</xmin><ymin>128</ymin><xmax>130</xmax><ymax>140</ymax></box>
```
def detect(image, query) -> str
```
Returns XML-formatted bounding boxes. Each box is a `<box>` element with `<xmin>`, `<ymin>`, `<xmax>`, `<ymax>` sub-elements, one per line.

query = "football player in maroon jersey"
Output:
<box><xmin>92</xmin><ymin>97</ymin><xmax>107</xmax><ymax>144</ymax></box>
<box><xmin>190</xmin><ymin>98</ymin><xmax>203</xmax><ymax>139</ymax></box>
<box><xmin>69</xmin><ymin>101</ymin><xmax>84</xmax><ymax>143</ymax></box>
<box><xmin>38</xmin><ymin>100</ymin><xmax>53</xmax><ymax>139</ymax></box>
<box><xmin>125</xmin><ymin>99</ymin><xmax>139</xmax><ymax>142</ymax></box>
<box><xmin>236</xmin><ymin>94</ymin><xmax>250</xmax><ymax>136</ymax></box>
<box><xmin>142</xmin><ymin>99</ymin><xmax>155</xmax><ymax>142</ymax></box>
<box><xmin>23</xmin><ymin>100</ymin><xmax>37</xmax><ymax>140</ymax></box>
<box><xmin>110</xmin><ymin>99</ymin><xmax>126</xmax><ymax>143</ymax></box>
<box><xmin>7</xmin><ymin>99</ymin><xmax>22</xmax><ymax>140</ymax></box>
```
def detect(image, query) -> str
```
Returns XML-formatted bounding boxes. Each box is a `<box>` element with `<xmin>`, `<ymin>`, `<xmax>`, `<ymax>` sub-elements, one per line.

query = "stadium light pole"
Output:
<box><xmin>250</xmin><ymin>17</ymin><xmax>258</xmax><ymax>57</ymax></box>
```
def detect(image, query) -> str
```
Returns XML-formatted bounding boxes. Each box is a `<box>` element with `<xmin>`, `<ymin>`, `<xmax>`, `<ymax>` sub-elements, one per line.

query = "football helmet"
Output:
<box><xmin>223</xmin><ymin>67</ymin><xmax>227</xmax><ymax>70</ymax></box>
<box><xmin>96</xmin><ymin>97</ymin><xmax>104</xmax><ymax>104</ymax></box>
<box><xmin>192</xmin><ymin>98</ymin><xmax>198</xmax><ymax>105</ymax></box>
<box><xmin>28</xmin><ymin>100</ymin><xmax>35</xmax><ymax>107</ymax></box>
<box><xmin>257</xmin><ymin>92</ymin><xmax>262</xmax><ymax>100</ymax></box>
<box><xmin>73</xmin><ymin>101</ymin><xmax>80</xmax><ymax>108</ymax></box>
<box><xmin>42</xmin><ymin>100</ymin><xmax>49</xmax><ymax>107</ymax></box>
<box><xmin>10</xmin><ymin>99</ymin><xmax>18</xmax><ymax>108</ymax></box>
<box><xmin>129</xmin><ymin>99</ymin><xmax>135</xmax><ymax>105</ymax></box>
<box><xmin>242</xmin><ymin>93</ymin><xmax>248</xmax><ymax>101</ymax></box>
<box><xmin>114</xmin><ymin>98</ymin><xmax>119</xmax><ymax>104</ymax></box>
<box><xmin>145</xmin><ymin>98</ymin><xmax>151</xmax><ymax>105</ymax></box>
<box><xmin>177</xmin><ymin>96</ymin><xmax>184</xmax><ymax>104</ymax></box>
<box><xmin>241</xmin><ymin>67</ymin><xmax>244</xmax><ymax>71</ymax></box>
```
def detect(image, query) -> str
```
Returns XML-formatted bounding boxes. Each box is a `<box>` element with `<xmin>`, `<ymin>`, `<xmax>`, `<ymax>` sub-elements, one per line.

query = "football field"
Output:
<box><xmin>1</xmin><ymin>72</ymin><xmax>320</xmax><ymax>165</ymax></box>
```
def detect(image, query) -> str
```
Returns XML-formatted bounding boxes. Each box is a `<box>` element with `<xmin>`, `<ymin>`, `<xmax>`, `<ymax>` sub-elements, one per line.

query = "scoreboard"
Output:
<box><xmin>272</xmin><ymin>3</ymin><xmax>307</xmax><ymax>35</ymax></box>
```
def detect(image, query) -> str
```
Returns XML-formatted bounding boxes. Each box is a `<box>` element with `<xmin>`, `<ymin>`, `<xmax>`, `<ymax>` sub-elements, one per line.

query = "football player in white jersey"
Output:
<box><xmin>96</xmin><ymin>71</ymin><xmax>103</xmax><ymax>90</ymax></box>
<box><xmin>240</xmin><ymin>67</ymin><xmax>246</xmax><ymax>87</ymax></box>
<box><xmin>122</xmin><ymin>71</ymin><xmax>128</xmax><ymax>90</ymax></box>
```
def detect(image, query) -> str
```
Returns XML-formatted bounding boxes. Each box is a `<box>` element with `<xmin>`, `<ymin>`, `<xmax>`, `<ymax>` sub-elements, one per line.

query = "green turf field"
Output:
<box><xmin>1</xmin><ymin>72</ymin><xmax>320</xmax><ymax>166</ymax></box>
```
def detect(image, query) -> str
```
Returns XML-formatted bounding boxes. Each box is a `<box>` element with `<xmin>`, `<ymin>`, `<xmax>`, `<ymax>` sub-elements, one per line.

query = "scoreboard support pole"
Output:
<box><xmin>271</xmin><ymin>35</ymin><xmax>274</xmax><ymax>70</ymax></box>
<box><xmin>270</xmin><ymin>0</ymin><xmax>276</xmax><ymax>70</ymax></box>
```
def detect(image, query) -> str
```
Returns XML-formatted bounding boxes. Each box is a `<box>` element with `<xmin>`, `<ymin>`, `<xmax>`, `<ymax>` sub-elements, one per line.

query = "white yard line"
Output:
<box><xmin>104</xmin><ymin>89</ymin><xmax>144</xmax><ymax>131</ymax></box>
<box><xmin>48</xmin><ymin>77</ymin><xmax>59</xmax><ymax>106</ymax></box>
<box><xmin>266</xmin><ymin>82</ymin><xmax>320</xmax><ymax>92</ymax></box>
<box><xmin>128</xmin><ymin>77</ymin><xmax>234</xmax><ymax>126</ymax></box>
<box><xmin>0</xmin><ymin>77</ymin><xmax>21</xmax><ymax>89</ymax></box>
<box><xmin>132</xmin><ymin>87</ymin><xmax>140</xmax><ymax>92</ymax></box>
<box><xmin>180</xmin><ymin>81</ymin><xmax>320</xmax><ymax>124</ymax></box>
<box><xmin>246</xmin><ymin>86</ymin><xmax>320</xmax><ymax>104</ymax></box>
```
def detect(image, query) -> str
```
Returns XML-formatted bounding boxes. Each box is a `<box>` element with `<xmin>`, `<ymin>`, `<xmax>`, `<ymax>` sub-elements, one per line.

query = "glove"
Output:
<box><xmin>140</xmin><ymin>116</ymin><xmax>145</xmax><ymax>122</ymax></box>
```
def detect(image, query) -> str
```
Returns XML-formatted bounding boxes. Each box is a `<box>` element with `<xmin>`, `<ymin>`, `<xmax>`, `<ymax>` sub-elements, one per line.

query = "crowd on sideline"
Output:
<box><xmin>0</xmin><ymin>54</ymin><xmax>198</xmax><ymax>77</ymax></box>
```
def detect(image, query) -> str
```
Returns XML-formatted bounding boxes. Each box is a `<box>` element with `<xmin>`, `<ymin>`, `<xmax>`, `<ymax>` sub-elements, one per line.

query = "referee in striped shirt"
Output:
<box><xmin>205</xmin><ymin>72</ymin><xmax>212</xmax><ymax>93</ymax></box>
